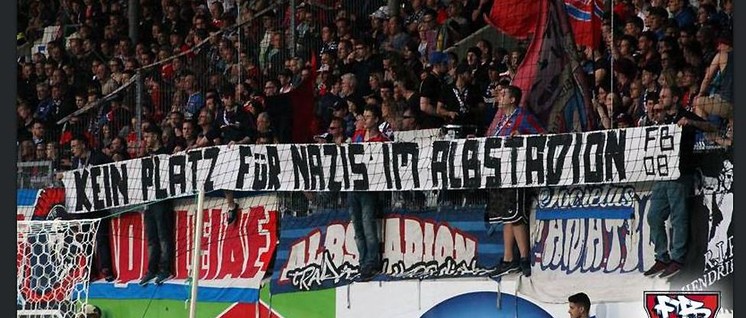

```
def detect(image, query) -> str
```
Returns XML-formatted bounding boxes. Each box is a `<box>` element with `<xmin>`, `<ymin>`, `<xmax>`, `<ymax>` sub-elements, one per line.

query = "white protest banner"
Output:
<box><xmin>62</xmin><ymin>125</ymin><xmax>682</xmax><ymax>213</ymax></box>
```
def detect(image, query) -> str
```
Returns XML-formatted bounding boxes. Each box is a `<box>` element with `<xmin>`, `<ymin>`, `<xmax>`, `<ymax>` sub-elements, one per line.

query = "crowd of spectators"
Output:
<box><xmin>14</xmin><ymin>0</ymin><xmax>736</xmax><ymax>286</ymax></box>
<box><xmin>16</xmin><ymin>0</ymin><xmax>733</xmax><ymax>170</ymax></box>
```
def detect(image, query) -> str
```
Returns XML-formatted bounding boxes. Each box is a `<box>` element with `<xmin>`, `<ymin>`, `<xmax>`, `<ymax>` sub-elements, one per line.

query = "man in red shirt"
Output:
<box><xmin>349</xmin><ymin>105</ymin><xmax>388</xmax><ymax>281</ymax></box>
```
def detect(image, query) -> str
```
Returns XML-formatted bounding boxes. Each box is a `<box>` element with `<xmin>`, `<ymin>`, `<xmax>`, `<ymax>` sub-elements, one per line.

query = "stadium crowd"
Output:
<box><xmin>15</xmin><ymin>0</ymin><xmax>734</xmax><ymax>281</ymax></box>
<box><xmin>16</xmin><ymin>0</ymin><xmax>733</xmax><ymax>165</ymax></box>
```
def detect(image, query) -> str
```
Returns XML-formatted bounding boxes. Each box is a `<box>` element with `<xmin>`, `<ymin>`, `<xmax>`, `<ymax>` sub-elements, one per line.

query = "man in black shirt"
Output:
<box><xmin>218</xmin><ymin>86</ymin><xmax>252</xmax><ymax>225</ymax></box>
<box><xmin>139</xmin><ymin>125</ymin><xmax>176</xmax><ymax>286</ymax></box>
<box><xmin>437</xmin><ymin>63</ymin><xmax>482</xmax><ymax>133</ymax></box>
<box><xmin>644</xmin><ymin>85</ymin><xmax>713</xmax><ymax>279</ymax></box>
<box><xmin>66</xmin><ymin>135</ymin><xmax>116</xmax><ymax>282</ymax></box>
<box><xmin>218</xmin><ymin>87</ymin><xmax>253</xmax><ymax>145</ymax></box>
<box><xmin>419</xmin><ymin>51</ymin><xmax>449</xmax><ymax>129</ymax></box>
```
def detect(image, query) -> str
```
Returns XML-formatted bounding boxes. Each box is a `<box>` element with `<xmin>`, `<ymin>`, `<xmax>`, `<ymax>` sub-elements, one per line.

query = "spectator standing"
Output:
<box><xmin>644</xmin><ymin>85</ymin><xmax>712</xmax><ymax>278</ymax></box>
<box><xmin>350</xmin><ymin>40</ymin><xmax>383</xmax><ymax>97</ymax></box>
<box><xmin>348</xmin><ymin>104</ymin><xmax>389</xmax><ymax>282</ymax></box>
<box><xmin>183</xmin><ymin>74</ymin><xmax>205</xmax><ymax>121</ymax></box>
<box><xmin>67</xmin><ymin>135</ymin><xmax>115</xmax><ymax>282</ymax></box>
<box><xmin>419</xmin><ymin>51</ymin><xmax>449</xmax><ymax>129</ymax></box>
<box><xmin>464</xmin><ymin>46</ymin><xmax>488</xmax><ymax>89</ymax></box>
<box><xmin>193</xmin><ymin>108</ymin><xmax>221</xmax><ymax>149</ymax></box>
<box><xmin>138</xmin><ymin>125</ymin><xmax>176</xmax><ymax>286</ymax></box>
<box><xmin>329</xmin><ymin>96</ymin><xmax>356</xmax><ymax>139</ymax></box>
<box><xmin>487</xmin><ymin>86</ymin><xmax>545</xmax><ymax>278</ymax></box>
<box><xmin>437</xmin><ymin>64</ymin><xmax>481</xmax><ymax>131</ymax></box>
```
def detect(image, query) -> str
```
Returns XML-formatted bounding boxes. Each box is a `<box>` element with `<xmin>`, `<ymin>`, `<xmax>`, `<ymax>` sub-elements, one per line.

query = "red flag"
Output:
<box><xmin>485</xmin><ymin>0</ymin><xmax>543</xmax><ymax>40</ymax></box>
<box><xmin>564</xmin><ymin>0</ymin><xmax>604</xmax><ymax>49</ymax></box>
<box><xmin>486</xmin><ymin>0</ymin><xmax>596</xmax><ymax>134</ymax></box>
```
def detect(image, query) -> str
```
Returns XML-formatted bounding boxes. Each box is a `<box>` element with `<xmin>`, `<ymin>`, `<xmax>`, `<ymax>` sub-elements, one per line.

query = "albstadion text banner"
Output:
<box><xmin>62</xmin><ymin>125</ymin><xmax>681</xmax><ymax>213</ymax></box>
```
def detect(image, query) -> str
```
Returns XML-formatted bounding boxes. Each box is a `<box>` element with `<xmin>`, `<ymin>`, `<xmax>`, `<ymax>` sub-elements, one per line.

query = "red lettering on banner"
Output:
<box><xmin>106</xmin><ymin>200</ymin><xmax>277</xmax><ymax>283</ymax></box>
<box><xmin>220</xmin><ymin>210</ymin><xmax>246</xmax><ymax>279</ymax></box>
<box><xmin>110</xmin><ymin>213</ymin><xmax>147</xmax><ymax>283</ymax></box>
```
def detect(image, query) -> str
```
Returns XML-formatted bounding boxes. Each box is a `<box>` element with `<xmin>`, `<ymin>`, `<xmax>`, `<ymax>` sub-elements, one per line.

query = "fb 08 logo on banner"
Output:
<box><xmin>644</xmin><ymin>291</ymin><xmax>720</xmax><ymax>318</ymax></box>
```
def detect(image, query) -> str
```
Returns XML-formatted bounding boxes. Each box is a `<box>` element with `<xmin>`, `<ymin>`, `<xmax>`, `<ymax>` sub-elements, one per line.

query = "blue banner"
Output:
<box><xmin>270</xmin><ymin>208</ymin><xmax>502</xmax><ymax>294</ymax></box>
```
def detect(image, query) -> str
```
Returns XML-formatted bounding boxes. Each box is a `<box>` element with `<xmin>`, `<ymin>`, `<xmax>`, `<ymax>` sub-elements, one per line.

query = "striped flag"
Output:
<box><xmin>564</xmin><ymin>0</ymin><xmax>604</xmax><ymax>49</ymax></box>
<box><xmin>485</xmin><ymin>0</ymin><xmax>596</xmax><ymax>133</ymax></box>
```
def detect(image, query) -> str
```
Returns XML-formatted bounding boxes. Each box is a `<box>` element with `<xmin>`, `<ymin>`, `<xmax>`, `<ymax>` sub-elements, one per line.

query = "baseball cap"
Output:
<box><xmin>429</xmin><ymin>51</ymin><xmax>449</xmax><ymax>65</ymax></box>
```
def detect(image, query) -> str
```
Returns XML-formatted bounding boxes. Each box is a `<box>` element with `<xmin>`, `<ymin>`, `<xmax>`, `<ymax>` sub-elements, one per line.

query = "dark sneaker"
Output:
<box><xmin>644</xmin><ymin>260</ymin><xmax>670</xmax><ymax>277</ymax></box>
<box><xmin>154</xmin><ymin>272</ymin><xmax>173</xmax><ymax>285</ymax></box>
<box><xmin>520</xmin><ymin>257</ymin><xmax>531</xmax><ymax>277</ymax></box>
<box><xmin>357</xmin><ymin>267</ymin><xmax>378</xmax><ymax>282</ymax></box>
<box><xmin>227</xmin><ymin>204</ymin><xmax>239</xmax><ymax>225</ymax></box>
<box><xmin>139</xmin><ymin>272</ymin><xmax>157</xmax><ymax>286</ymax></box>
<box><xmin>101</xmin><ymin>268</ymin><xmax>115</xmax><ymax>282</ymax></box>
<box><xmin>659</xmin><ymin>261</ymin><xmax>682</xmax><ymax>279</ymax></box>
<box><xmin>490</xmin><ymin>260</ymin><xmax>520</xmax><ymax>278</ymax></box>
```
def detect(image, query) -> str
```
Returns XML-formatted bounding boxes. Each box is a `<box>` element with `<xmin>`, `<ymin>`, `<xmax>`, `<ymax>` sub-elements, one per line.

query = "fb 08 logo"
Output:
<box><xmin>644</xmin><ymin>291</ymin><xmax>721</xmax><ymax>318</ymax></box>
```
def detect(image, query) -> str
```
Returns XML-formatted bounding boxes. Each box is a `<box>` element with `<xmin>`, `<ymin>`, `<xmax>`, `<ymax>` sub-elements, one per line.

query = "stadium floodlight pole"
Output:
<box><xmin>188</xmin><ymin>187</ymin><xmax>206</xmax><ymax>318</ymax></box>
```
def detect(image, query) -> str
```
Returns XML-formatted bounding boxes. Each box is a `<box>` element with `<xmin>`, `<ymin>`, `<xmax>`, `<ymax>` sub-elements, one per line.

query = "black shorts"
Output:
<box><xmin>485</xmin><ymin>188</ymin><xmax>532</xmax><ymax>224</ymax></box>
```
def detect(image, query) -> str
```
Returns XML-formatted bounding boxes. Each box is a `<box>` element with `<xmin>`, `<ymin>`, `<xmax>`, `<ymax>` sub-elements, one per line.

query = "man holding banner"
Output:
<box><xmin>66</xmin><ymin>135</ymin><xmax>116</xmax><ymax>282</ymax></box>
<box><xmin>487</xmin><ymin>85</ymin><xmax>545</xmax><ymax>278</ymax></box>
<box><xmin>644</xmin><ymin>85</ymin><xmax>711</xmax><ymax>279</ymax></box>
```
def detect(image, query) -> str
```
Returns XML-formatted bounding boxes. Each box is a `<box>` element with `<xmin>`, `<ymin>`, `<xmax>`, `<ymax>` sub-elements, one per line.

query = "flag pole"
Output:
<box><xmin>609</xmin><ymin>1</ymin><xmax>615</xmax><ymax>129</ymax></box>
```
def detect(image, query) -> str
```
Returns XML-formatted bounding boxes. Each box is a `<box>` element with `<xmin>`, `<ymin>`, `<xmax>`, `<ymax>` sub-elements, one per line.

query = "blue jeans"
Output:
<box><xmin>647</xmin><ymin>175</ymin><xmax>693</xmax><ymax>263</ymax></box>
<box><xmin>348</xmin><ymin>192</ymin><xmax>380</xmax><ymax>271</ymax></box>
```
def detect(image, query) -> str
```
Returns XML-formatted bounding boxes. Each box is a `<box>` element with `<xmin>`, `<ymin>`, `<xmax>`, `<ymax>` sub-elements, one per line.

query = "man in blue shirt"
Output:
<box><xmin>183</xmin><ymin>74</ymin><xmax>205</xmax><ymax>121</ymax></box>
